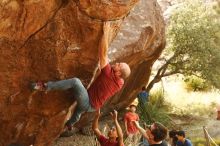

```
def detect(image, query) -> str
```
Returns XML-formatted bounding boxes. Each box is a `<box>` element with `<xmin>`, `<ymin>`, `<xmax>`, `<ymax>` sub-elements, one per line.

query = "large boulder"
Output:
<box><xmin>0</xmin><ymin>0</ymin><xmax>165</xmax><ymax>145</ymax></box>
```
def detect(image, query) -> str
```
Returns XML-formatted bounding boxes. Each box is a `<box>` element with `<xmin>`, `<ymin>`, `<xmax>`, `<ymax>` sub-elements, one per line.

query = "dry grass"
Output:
<box><xmin>152</xmin><ymin>76</ymin><xmax>220</xmax><ymax>117</ymax></box>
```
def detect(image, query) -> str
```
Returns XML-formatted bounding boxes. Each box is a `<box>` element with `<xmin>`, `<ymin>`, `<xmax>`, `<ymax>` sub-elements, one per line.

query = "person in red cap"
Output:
<box><xmin>124</xmin><ymin>104</ymin><xmax>140</xmax><ymax>145</ymax></box>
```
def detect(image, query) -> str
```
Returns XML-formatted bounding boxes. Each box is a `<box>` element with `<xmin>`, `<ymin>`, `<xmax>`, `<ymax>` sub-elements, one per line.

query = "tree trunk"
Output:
<box><xmin>146</xmin><ymin>76</ymin><xmax>162</xmax><ymax>92</ymax></box>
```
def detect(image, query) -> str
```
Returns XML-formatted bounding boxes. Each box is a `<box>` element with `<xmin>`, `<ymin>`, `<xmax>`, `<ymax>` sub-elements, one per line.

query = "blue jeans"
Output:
<box><xmin>47</xmin><ymin>78</ymin><xmax>95</xmax><ymax>126</ymax></box>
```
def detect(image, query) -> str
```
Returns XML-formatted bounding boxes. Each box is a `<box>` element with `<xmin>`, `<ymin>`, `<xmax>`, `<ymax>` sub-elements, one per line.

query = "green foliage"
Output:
<box><xmin>165</xmin><ymin>0</ymin><xmax>220</xmax><ymax>89</ymax></box>
<box><xmin>149</xmin><ymin>89</ymin><xmax>165</xmax><ymax>107</ymax></box>
<box><xmin>138</xmin><ymin>89</ymin><xmax>171</xmax><ymax>126</ymax></box>
<box><xmin>138</xmin><ymin>102</ymin><xmax>171</xmax><ymax>126</ymax></box>
<box><xmin>192</xmin><ymin>138</ymin><xmax>220</xmax><ymax>146</ymax></box>
<box><xmin>184</xmin><ymin>76</ymin><xmax>210</xmax><ymax>91</ymax></box>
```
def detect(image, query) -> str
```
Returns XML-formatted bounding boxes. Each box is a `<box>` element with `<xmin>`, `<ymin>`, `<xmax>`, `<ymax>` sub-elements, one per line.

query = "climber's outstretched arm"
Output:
<box><xmin>111</xmin><ymin>110</ymin><xmax>124</xmax><ymax>146</ymax></box>
<box><xmin>99</xmin><ymin>22</ymin><xmax>111</xmax><ymax>69</ymax></box>
<box><xmin>134</xmin><ymin>121</ymin><xmax>149</xmax><ymax>140</ymax></box>
<box><xmin>92</xmin><ymin>109</ymin><xmax>102</xmax><ymax>138</ymax></box>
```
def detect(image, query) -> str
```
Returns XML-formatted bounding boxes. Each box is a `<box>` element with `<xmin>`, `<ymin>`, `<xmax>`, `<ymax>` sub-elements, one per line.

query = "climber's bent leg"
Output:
<box><xmin>66</xmin><ymin>105</ymin><xmax>83</xmax><ymax>126</ymax></box>
<box><xmin>46</xmin><ymin>78</ymin><xmax>83</xmax><ymax>91</ymax></box>
<box><xmin>66</xmin><ymin>90</ymin><xmax>95</xmax><ymax>126</ymax></box>
<box><xmin>32</xmin><ymin>78</ymin><xmax>83</xmax><ymax>91</ymax></box>
<box><xmin>61</xmin><ymin>78</ymin><xmax>95</xmax><ymax>126</ymax></box>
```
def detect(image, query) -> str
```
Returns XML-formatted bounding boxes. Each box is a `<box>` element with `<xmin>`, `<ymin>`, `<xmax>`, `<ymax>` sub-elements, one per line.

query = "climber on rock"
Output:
<box><xmin>32</xmin><ymin>22</ymin><xmax>131</xmax><ymax>136</ymax></box>
<box><xmin>92</xmin><ymin>109</ymin><xmax>124</xmax><ymax>146</ymax></box>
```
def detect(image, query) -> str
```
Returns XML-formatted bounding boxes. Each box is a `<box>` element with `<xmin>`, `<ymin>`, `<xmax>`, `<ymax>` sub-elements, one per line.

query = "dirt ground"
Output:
<box><xmin>52</xmin><ymin>114</ymin><xmax>123</xmax><ymax>146</ymax></box>
<box><xmin>53</xmin><ymin>134</ymin><xmax>98</xmax><ymax>146</ymax></box>
<box><xmin>181</xmin><ymin>117</ymin><xmax>220</xmax><ymax>140</ymax></box>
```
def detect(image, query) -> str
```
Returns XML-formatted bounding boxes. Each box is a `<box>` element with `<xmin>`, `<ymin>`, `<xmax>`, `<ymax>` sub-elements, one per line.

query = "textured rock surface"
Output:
<box><xmin>0</xmin><ymin>0</ymin><xmax>165</xmax><ymax>145</ymax></box>
<box><xmin>76</xmin><ymin>0</ymin><xmax>166</xmax><ymax>128</ymax></box>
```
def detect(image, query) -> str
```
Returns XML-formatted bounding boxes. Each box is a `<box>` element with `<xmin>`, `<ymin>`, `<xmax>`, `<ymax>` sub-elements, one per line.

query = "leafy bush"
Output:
<box><xmin>184</xmin><ymin>76</ymin><xmax>210</xmax><ymax>92</ymax></box>
<box><xmin>137</xmin><ymin>89</ymin><xmax>172</xmax><ymax>127</ymax></box>
<box><xmin>138</xmin><ymin>102</ymin><xmax>171</xmax><ymax>126</ymax></box>
<box><xmin>149</xmin><ymin>88</ymin><xmax>165</xmax><ymax>107</ymax></box>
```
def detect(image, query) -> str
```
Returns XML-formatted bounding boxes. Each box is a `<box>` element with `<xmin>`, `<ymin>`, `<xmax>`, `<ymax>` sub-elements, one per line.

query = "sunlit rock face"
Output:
<box><xmin>0</xmin><ymin>0</ymin><xmax>165</xmax><ymax>145</ymax></box>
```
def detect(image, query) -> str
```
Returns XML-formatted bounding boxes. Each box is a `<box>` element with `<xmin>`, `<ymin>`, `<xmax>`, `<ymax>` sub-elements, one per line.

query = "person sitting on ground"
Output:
<box><xmin>32</xmin><ymin>22</ymin><xmax>131</xmax><ymax>136</ymax></box>
<box><xmin>137</xmin><ymin>86</ymin><xmax>149</xmax><ymax>107</ymax></box>
<box><xmin>134</xmin><ymin>121</ymin><xmax>168</xmax><ymax>146</ymax></box>
<box><xmin>168</xmin><ymin>130</ymin><xmax>178</xmax><ymax>146</ymax></box>
<box><xmin>124</xmin><ymin>104</ymin><xmax>140</xmax><ymax>145</ymax></box>
<box><xmin>92</xmin><ymin>109</ymin><xmax>124</xmax><ymax>146</ymax></box>
<box><xmin>176</xmin><ymin>130</ymin><xmax>192</xmax><ymax>146</ymax></box>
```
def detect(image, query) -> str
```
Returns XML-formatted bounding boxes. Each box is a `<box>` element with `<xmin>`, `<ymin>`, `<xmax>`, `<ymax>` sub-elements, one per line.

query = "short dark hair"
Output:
<box><xmin>176</xmin><ymin>130</ymin><xmax>185</xmax><ymax>138</ymax></box>
<box><xmin>169</xmin><ymin>130</ymin><xmax>178</xmax><ymax>145</ymax></box>
<box><xmin>151</xmin><ymin>122</ymin><xmax>168</xmax><ymax>142</ymax></box>
<box><xmin>169</xmin><ymin>130</ymin><xmax>177</xmax><ymax>138</ymax></box>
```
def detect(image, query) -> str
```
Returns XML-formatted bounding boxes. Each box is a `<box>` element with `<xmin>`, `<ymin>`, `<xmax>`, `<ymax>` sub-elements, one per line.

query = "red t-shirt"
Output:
<box><xmin>99</xmin><ymin>135</ymin><xmax>124</xmax><ymax>146</ymax></box>
<box><xmin>88</xmin><ymin>64</ymin><xmax>124</xmax><ymax>109</ymax></box>
<box><xmin>124</xmin><ymin>112</ymin><xmax>139</xmax><ymax>134</ymax></box>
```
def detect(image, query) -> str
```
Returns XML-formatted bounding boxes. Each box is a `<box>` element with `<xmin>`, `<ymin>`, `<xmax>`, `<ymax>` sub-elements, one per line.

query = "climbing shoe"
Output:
<box><xmin>31</xmin><ymin>81</ymin><xmax>47</xmax><ymax>91</ymax></box>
